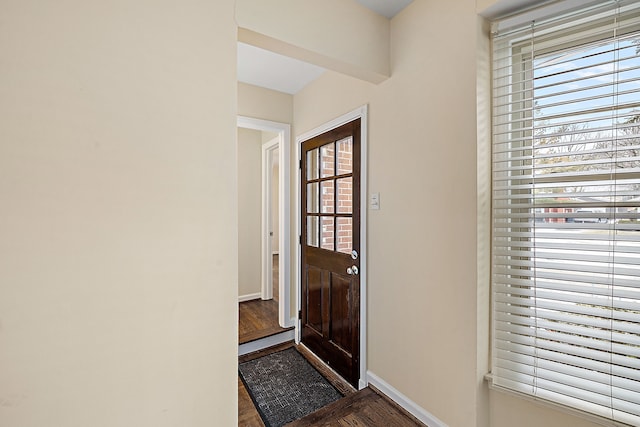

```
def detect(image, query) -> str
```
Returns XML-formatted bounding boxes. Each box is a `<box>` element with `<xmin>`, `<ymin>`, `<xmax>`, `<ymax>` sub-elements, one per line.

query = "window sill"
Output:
<box><xmin>484</xmin><ymin>373</ymin><xmax>633</xmax><ymax>427</ymax></box>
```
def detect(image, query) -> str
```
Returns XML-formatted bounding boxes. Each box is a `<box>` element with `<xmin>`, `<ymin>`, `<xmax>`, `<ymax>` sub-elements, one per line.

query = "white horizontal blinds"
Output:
<box><xmin>492</xmin><ymin>0</ymin><xmax>640</xmax><ymax>425</ymax></box>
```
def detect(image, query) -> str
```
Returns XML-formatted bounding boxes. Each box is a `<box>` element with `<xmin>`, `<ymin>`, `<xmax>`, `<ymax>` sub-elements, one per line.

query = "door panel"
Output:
<box><xmin>301</xmin><ymin>119</ymin><xmax>360</xmax><ymax>387</ymax></box>
<box><xmin>305</xmin><ymin>266</ymin><xmax>324</xmax><ymax>334</ymax></box>
<box><xmin>330</xmin><ymin>272</ymin><xmax>352</xmax><ymax>352</ymax></box>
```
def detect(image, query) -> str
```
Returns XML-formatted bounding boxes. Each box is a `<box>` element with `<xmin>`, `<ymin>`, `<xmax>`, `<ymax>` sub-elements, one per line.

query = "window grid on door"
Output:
<box><xmin>305</xmin><ymin>137</ymin><xmax>353</xmax><ymax>254</ymax></box>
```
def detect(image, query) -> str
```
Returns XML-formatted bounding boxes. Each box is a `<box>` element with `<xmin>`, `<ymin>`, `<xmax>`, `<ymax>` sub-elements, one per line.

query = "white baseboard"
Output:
<box><xmin>238</xmin><ymin>293</ymin><xmax>261</xmax><ymax>303</ymax></box>
<box><xmin>238</xmin><ymin>329</ymin><xmax>295</xmax><ymax>356</ymax></box>
<box><xmin>366</xmin><ymin>371</ymin><xmax>448</xmax><ymax>427</ymax></box>
<box><xmin>282</xmin><ymin>316</ymin><xmax>296</xmax><ymax>330</ymax></box>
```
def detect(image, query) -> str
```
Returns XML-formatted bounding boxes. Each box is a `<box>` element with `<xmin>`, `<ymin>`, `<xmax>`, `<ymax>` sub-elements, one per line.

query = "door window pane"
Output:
<box><xmin>336</xmin><ymin>177</ymin><xmax>352</xmax><ymax>214</ymax></box>
<box><xmin>321</xmin><ymin>143</ymin><xmax>335</xmax><ymax>178</ymax></box>
<box><xmin>321</xmin><ymin>180</ymin><xmax>334</xmax><ymax>213</ymax></box>
<box><xmin>336</xmin><ymin>137</ymin><xmax>352</xmax><ymax>175</ymax></box>
<box><xmin>307</xmin><ymin>148</ymin><xmax>319</xmax><ymax>180</ymax></box>
<box><xmin>336</xmin><ymin>217</ymin><xmax>352</xmax><ymax>254</ymax></box>
<box><xmin>307</xmin><ymin>182</ymin><xmax>319</xmax><ymax>213</ymax></box>
<box><xmin>321</xmin><ymin>216</ymin><xmax>334</xmax><ymax>251</ymax></box>
<box><xmin>307</xmin><ymin>216</ymin><xmax>319</xmax><ymax>247</ymax></box>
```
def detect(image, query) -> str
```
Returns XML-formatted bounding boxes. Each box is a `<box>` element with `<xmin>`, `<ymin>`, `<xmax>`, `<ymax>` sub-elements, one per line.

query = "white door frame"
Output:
<box><xmin>294</xmin><ymin>105</ymin><xmax>369</xmax><ymax>389</ymax></box>
<box><xmin>261</xmin><ymin>136</ymin><xmax>279</xmax><ymax>301</ymax></box>
<box><xmin>237</xmin><ymin>116</ymin><xmax>293</xmax><ymax>328</ymax></box>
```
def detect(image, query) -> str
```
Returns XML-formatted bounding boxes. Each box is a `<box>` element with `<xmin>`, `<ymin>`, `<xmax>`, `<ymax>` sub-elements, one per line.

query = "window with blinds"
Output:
<box><xmin>491</xmin><ymin>1</ymin><xmax>640</xmax><ymax>425</ymax></box>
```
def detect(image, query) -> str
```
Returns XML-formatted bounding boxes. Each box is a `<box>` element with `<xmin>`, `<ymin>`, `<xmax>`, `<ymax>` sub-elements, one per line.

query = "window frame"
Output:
<box><xmin>489</xmin><ymin>1</ymin><xmax>640</xmax><ymax>425</ymax></box>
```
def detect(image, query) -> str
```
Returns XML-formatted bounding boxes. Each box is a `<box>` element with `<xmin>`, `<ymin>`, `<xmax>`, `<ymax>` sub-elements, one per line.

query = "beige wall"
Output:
<box><xmin>238</xmin><ymin>82</ymin><xmax>293</xmax><ymax>124</ymax></box>
<box><xmin>236</xmin><ymin>0</ymin><xmax>389</xmax><ymax>83</ymax></box>
<box><xmin>490</xmin><ymin>391</ymin><xmax>603</xmax><ymax>427</ymax></box>
<box><xmin>477</xmin><ymin>0</ymin><xmax>499</xmax><ymax>13</ymax></box>
<box><xmin>262</xmin><ymin>131</ymin><xmax>279</xmax><ymax>144</ymax></box>
<box><xmin>293</xmin><ymin>1</ymin><xmax>606</xmax><ymax>426</ymax></box>
<box><xmin>0</xmin><ymin>0</ymin><xmax>238</xmax><ymax>426</ymax></box>
<box><xmin>294</xmin><ymin>1</ymin><xmax>481</xmax><ymax>425</ymax></box>
<box><xmin>237</xmin><ymin>128</ymin><xmax>263</xmax><ymax>297</ymax></box>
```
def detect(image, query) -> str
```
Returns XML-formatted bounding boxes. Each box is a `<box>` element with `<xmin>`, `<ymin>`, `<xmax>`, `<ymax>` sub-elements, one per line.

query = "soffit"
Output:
<box><xmin>237</xmin><ymin>0</ymin><xmax>414</xmax><ymax>94</ymax></box>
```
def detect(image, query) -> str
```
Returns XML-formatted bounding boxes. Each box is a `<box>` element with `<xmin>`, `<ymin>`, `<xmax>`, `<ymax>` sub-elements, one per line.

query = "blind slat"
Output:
<box><xmin>494</xmin><ymin>302</ymin><xmax>639</xmax><ymax>334</ymax></box>
<box><xmin>491</xmin><ymin>1</ymin><xmax>640</xmax><ymax>422</ymax></box>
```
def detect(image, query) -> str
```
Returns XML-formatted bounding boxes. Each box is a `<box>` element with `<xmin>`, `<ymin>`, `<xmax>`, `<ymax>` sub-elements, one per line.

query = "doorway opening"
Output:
<box><xmin>237</xmin><ymin>116</ymin><xmax>292</xmax><ymax>330</ymax></box>
<box><xmin>295</xmin><ymin>106</ymin><xmax>368</xmax><ymax>389</ymax></box>
<box><xmin>262</xmin><ymin>138</ymin><xmax>279</xmax><ymax>302</ymax></box>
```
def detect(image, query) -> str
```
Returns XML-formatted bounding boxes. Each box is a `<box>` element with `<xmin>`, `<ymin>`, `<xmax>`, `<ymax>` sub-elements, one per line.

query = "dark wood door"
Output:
<box><xmin>301</xmin><ymin>119</ymin><xmax>360</xmax><ymax>387</ymax></box>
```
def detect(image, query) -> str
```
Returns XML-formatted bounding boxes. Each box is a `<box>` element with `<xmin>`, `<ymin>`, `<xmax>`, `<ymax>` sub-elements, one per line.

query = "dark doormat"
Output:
<box><xmin>238</xmin><ymin>347</ymin><xmax>343</xmax><ymax>427</ymax></box>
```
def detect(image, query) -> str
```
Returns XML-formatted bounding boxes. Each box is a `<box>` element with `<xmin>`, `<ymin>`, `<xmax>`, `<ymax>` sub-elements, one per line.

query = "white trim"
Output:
<box><xmin>261</xmin><ymin>137</ymin><xmax>279</xmax><ymax>301</ymax></box>
<box><xmin>485</xmin><ymin>374</ymin><xmax>631</xmax><ymax>427</ymax></box>
<box><xmin>294</xmin><ymin>105</ymin><xmax>369</xmax><ymax>389</ymax></box>
<box><xmin>238</xmin><ymin>329</ymin><xmax>296</xmax><ymax>356</ymax></box>
<box><xmin>295</xmin><ymin>106</ymin><xmax>367</xmax><ymax>143</ymax></box>
<box><xmin>237</xmin><ymin>116</ymin><xmax>292</xmax><ymax>328</ymax></box>
<box><xmin>359</xmin><ymin>106</ymin><xmax>369</xmax><ymax>391</ymax></box>
<box><xmin>490</xmin><ymin>0</ymin><xmax>602</xmax><ymax>35</ymax></box>
<box><xmin>238</xmin><ymin>293</ymin><xmax>261</xmax><ymax>303</ymax></box>
<box><xmin>367</xmin><ymin>371</ymin><xmax>448</xmax><ymax>427</ymax></box>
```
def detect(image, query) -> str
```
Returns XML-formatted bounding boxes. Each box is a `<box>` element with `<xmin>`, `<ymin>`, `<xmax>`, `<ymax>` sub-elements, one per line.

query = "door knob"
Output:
<box><xmin>351</xmin><ymin>250</ymin><xmax>358</xmax><ymax>260</ymax></box>
<box><xmin>347</xmin><ymin>265</ymin><xmax>359</xmax><ymax>275</ymax></box>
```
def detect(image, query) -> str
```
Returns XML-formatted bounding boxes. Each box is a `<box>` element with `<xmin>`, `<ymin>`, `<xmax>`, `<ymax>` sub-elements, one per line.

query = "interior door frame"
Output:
<box><xmin>237</xmin><ymin>116</ymin><xmax>293</xmax><ymax>328</ymax></box>
<box><xmin>295</xmin><ymin>105</ymin><xmax>368</xmax><ymax>389</ymax></box>
<box><xmin>261</xmin><ymin>136</ymin><xmax>279</xmax><ymax>301</ymax></box>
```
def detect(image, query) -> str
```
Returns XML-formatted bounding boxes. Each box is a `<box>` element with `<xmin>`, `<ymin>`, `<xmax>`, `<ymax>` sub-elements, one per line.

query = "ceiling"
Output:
<box><xmin>237</xmin><ymin>43</ymin><xmax>325</xmax><ymax>95</ymax></box>
<box><xmin>237</xmin><ymin>0</ymin><xmax>414</xmax><ymax>95</ymax></box>
<box><xmin>355</xmin><ymin>0</ymin><xmax>414</xmax><ymax>19</ymax></box>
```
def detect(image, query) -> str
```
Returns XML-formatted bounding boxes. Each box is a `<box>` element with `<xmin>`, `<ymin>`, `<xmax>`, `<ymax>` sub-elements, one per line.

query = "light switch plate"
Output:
<box><xmin>370</xmin><ymin>193</ymin><xmax>380</xmax><ymax>210</ymax></box>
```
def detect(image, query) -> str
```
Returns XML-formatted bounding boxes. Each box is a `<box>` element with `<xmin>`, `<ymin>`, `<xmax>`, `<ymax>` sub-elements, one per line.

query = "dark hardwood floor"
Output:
<box><xmin>238</xmin><ymin>255</ymin><xmax>292</xmax><ymax>345</ymax></box>
<box><xmin>238</xmin><ymin>376</ymin><xmax>264</xmax><ymax>427</ymax></box>
<box><xmin>238</xmin><ymin>343</ymin><xmax>425</xmax><ymax>426</ymax></box>
<box><xmin>238</xmin><ymin>298</ymin><xmax>285</xmax><ymax>344</ymax></box>
<box><xmin>285</xmin><ymin>386</ymin><xmax>425</xmax><ymax>426</ymax></box>
<box><xmin>272</xmin><ymin>254</ymin><xmax>278</xmax><ymax>301</ymax></box>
